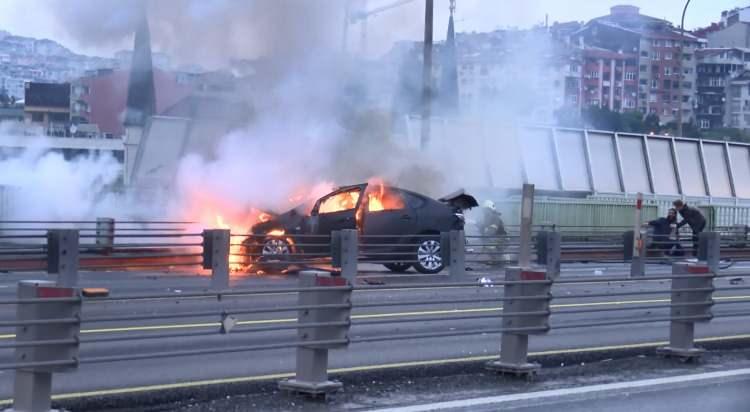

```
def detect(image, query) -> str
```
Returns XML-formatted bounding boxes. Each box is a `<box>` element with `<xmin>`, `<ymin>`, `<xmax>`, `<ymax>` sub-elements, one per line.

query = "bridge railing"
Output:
<box><xmin>2</xmin><ymin>228</ymin><xmax>750</xmax><ymax>409</ymax></box>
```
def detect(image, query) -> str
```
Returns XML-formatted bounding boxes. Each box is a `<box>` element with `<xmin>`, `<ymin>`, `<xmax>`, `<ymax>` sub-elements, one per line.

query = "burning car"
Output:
<box><xmin>243</xmin><ymin>182</ymin><xmax>477</xmax><ymax>274</ymax></box>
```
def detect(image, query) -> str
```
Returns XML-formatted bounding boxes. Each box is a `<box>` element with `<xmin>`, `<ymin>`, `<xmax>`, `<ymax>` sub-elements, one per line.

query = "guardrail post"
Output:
<box><xmin>486</xmin><ymin>267</ymin><xmax>551</xmax><ymax>378</ymax></box>
<box><xmin>518</xmin><ymin>184</ymin><xmax>535</xmax><ymax>267</ymax></box>
<box><xmin>730</xmin><ymin>224</ymin><xmax>747</xmax><ymax>249</ymax></box>
<box><xmin>12</xmin><ymin>280</ymin><xmax>81</xmax><ymax>412</ymax></box>
<box><xmin>95</xmin><ymin>217</ymin><xmax>115</xmax><ymax>255</ymax></box>
<box><xmin>697</xmin><ymin>231</ymin><xmax>720</xmax><ymax>274</ymax></box>
<box><xmin>442</xmin><ymin>230</ymin><xmax>465</xmax><ymax>280</ymax></box>
<box><xmin>279</xmin><ymin>270</ymin><xmax>352</xmax><ymax>397</ymax></box>
<box><xmin>535</xmin><ymin>231</ymin><xmax>561</xmax><ymax>280</ymax></box>
<box><xmin>331</xmin><ymin>230</ymin><xmax>358</xmax><ymax>280</ymax></box>
<box><xmin>656</xmin><ymin>262</ymin><xmax>714</xmax><ymax>361</ymax></box>
<box><xmin>202</xmin><ymin>229</ymin><xmax>230</xmax><ymax>290</ymax></box>
<box><xmin>47</xmin><ymin>230</ymin><xmax>79</xmax><ymax>288</ymax></box>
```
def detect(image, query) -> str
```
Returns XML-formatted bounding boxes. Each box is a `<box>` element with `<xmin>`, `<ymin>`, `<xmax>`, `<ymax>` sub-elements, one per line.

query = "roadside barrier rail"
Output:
<box><xmin>2</xmin><ymin>227</ymin><xmax>750</xmax><ymax>410</ymax></box>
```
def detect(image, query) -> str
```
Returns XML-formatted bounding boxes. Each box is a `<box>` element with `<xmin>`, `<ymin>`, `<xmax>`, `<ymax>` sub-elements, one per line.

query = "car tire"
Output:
<box><xmin>261</xmin><ymin>237</ymin><xmax>292</xmax><ymax>260</ymax></box>
<box><xmin>383</xmin><ymin>263</ymin><xmax>411</xmax><ymax>273</ymax></box>
<box><xmin>414</xmin><ymin>237</ymin><xmax>444</xmax><ymax>274</ymax></box>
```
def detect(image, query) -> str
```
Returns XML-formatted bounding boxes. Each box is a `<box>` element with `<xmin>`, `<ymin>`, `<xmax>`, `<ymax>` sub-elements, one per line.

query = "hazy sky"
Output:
<box><xmin>0</xmin><ymin>0</ymin><xmax>745</xmax><ymax>58</ymax></box>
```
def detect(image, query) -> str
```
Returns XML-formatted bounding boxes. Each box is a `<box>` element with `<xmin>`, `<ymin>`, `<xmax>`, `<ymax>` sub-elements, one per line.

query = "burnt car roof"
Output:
<box><xmin>439</xmin><ymin>189</ymin><xmax>479</xmax><ymax>210</ymax></box>
<box><xmin>330</xmin><ymin>183</ymin><xmax>478</xmax><ymax>210</ymax></box>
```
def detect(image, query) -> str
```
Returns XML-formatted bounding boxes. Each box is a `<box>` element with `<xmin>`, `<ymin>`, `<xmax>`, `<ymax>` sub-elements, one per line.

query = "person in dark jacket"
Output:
<box><xmin>673</xmin><ymin>200</ymin><xmax>706</xmax><ymax>256</ymax></box>
<box><xmin>646</xmin><ymin>208</ymin><xmax>683</xmax><ymax>256</ymax></box>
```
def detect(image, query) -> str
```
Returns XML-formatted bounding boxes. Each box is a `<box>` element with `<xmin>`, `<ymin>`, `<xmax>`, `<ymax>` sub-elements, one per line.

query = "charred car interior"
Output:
<box><xmin>243</xmin><ymin>182</ymin><xmax>477</xmax><ymax>274</ymax></box>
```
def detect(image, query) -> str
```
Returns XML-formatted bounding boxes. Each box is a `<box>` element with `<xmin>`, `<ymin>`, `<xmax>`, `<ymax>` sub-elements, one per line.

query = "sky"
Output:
<box><xmin>0</xmin><ymin>0</ymin><xmax>744</xmax><ymax>60</ymax></box>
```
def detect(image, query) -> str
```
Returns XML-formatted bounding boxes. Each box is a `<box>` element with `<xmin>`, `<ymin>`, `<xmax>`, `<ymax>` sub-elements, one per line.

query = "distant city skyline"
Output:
<box><xmin>0</xmin><ymin>0</ymin><xmax>744</xmax><ymax>61</ymax></box>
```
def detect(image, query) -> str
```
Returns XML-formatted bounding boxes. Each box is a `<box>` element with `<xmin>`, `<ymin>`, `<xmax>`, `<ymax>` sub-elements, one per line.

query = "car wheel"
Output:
<box><xmin>261</xmin><ymin>237</ymin><xmax>291</xmax><ymax>259</ymax></box>
<box><xmin>414</xmin><ymin>238</ymin><xmax>444</xmax><ymax>274</ymax></box>
<box><xmin>383</xmin><ymin>263</ymin><xmax>411</xmax><ymax>273</ymax></box>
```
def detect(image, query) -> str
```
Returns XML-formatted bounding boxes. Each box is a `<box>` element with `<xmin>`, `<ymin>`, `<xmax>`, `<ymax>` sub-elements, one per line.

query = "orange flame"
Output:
<box><xmin>366</xmin><ymin>179</ymin><xmax>404</xmax><ymax>212</ymax></box>
<box><xmin>179</xmin><ymin>181</ymin><xmax>336</xmax><ymax>274</ymax></box>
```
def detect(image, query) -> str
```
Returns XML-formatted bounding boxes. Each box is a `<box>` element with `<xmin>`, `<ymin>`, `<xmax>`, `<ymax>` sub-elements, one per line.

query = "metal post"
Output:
<box><xmin>95</xmin><ymin>217</ymin><xmax>115</xmax><ymax>255</ymax></box>
<box><xmin>697</xmin><ymin>231</ymin><xmax>720</xmax><ymax>274</ymax></box>
<box><xmin>545</xmin><ymin>231</ymin><xmax>561</xmax><ymax>280</ymax></box>
<box><xmin>657</xmin><ymin>262</ymin><xmax>713</xmax><ymax>360</ymax></box>
<box><xmin>731</xmin><ymin>224</ymin><xmax>747</xmax><ymax>249</ymax></box>
<box><xmin>339</xmin><ymin>229</ymin><xmax>358</xmax><ymax>281</ymax></box>
<box><xmin>447</xmin><ymin>230</ymin><xmax>465</xmax><ymax>280</ymax></box>
<box><xmin>486</xmin><ymin>267</ymin><xmax>551</xmax><ymax>377</ymax></box>
<box><xmin>420</xmin><ymin>0</ymin><xmax>434</xmax><ymax>150</ymax></box>
<box><xmin>12</xmin><ymin>281</ymin><xmax>81</xmax><ymax>412</ymax></box>
<box><xmin>677</xmin><ymin>0</ymin><xmax>692</xmax><ymax>138</ymax></box>
<box><xmin>631</xmin><ymin>193</ymin><xmax>645</xmax><ymax>277</ymax></box>
<box><xmin>518</xmin><ymin>184</ymin><xmax>535</xmax><ymax>268</ymax></box>
<box><xmin>47</xmin><ymin>230</ymin><xmax>79</xmax><ymax>288</ymax></box>
<box><xmin>202</xmin><ymin>229</ymin><xmax>230</xmax><ymax>290</ymax></box>
<box><xmin>279</xmin><ymin>271</ymin><xmax>352</xmax><ymax>396</ymax></box>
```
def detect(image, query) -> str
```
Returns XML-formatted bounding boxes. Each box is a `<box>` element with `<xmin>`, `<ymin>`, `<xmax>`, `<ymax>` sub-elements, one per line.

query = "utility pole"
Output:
<box><xmin>677</xmin><ymin>0</ymin><xmax>691</xmax><ymax>138</ymax></box>
<box><xmin>421</xmin><ymin>0</ymin><xmax>434</xmax><ymax>150</ymax></box>
<box><xmin>342</xmin><ymin>0</ymin><xmax>351</xmax><ymax>53</ymax></box>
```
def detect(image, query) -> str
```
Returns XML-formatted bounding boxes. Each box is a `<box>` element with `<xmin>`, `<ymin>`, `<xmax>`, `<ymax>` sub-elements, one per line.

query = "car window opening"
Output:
<box><xmin>319</xmin><ymin>189</ymin><xmax>361</xmax><ymax>214</ymax></box>
<box><xmin>367</xmin><ymin>186</ymin><xmax>405</xmax><ymax>212</ymax></box>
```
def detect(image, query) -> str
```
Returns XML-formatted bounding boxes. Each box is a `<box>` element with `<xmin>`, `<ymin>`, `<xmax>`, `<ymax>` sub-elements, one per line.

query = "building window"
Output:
<box><xmin>625</xmin><ymin>72</ymin><xmax>635</xmax><ymax>80</ymax></box>
<box><xmin>666</xmin><ymin>40</ymin><xmax>674</xmax><ymax>47</ymax></box>
<box><xmin>641</xmin><ymin>51</ymin><xmax>649</xmax><ymax>58</ymax></box>
<box><xmin>665</xmin><ymin>52</ymin><xmax>673</xmax><ymax>60</ymax></box>
<box><xmin>639</xmin><ymin>79</ymin><xmax>648</xmax><ymax>85</ymax></box>
<box><xmin>652</xmin><ymin>39</ymin><xmax>661</xmax><ymax>47</ymax></box>
<box><xmin>683</xmin><ymin>53</ymin><xmax>692</xmax><ymax>61</ymax></box>
<box><xmin>664</xmin><ymin>80</ymin><xmax>671</xmax><ymax>89</ymax></box>
<box><xmin>683</xmin><ymin>96</ymin><xmax>690</xmax><ymax>103</ymax></box>
<box><xmin>640</xmin><ymin>64</ymin><xmax>647</xmax><ymax>72</ymax></box>
<box><xmin>31</xmin><ymin>113</ymin><xmax>43</xmax><ymax>122</ymax></box>
<box><xmin>683</xmin><ymin>81</ymin><xmax>692</xmax><ymax>89</ymax></box>
<box><xmin>700</xmin><ymin>119</ymin><xmax>710</xmax><ymax>129</ymax></box>
<box><xmin>673</xmin><ymin>95</ymin><xmax>679</xmax><ymax>102</ymax></box>
<box><xmin>651</xmin><ymin>79</ymin><xmax>658</xmax><ymax>89</ymax></box>
<box><xmin>683</xmin><ymin>67</ymin><xmax>692</xmax><ymax>75</ymax></box>
<box><xmin>664</xmin><ymin>67</ymin><xmax>672</xmax><ymax>76</ymax></box>
<box><xmin>649</xmin><ymin>94</ymin><xmax>657</xmax><ymax>103</ymax></box>
<box><xmin>653</xmin><ymin>51</ymin><xmax>661</xmax><ymax>60</ymax></box>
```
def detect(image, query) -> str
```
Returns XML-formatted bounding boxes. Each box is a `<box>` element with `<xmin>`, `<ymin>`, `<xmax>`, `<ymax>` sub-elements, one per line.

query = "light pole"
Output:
<box><xmin>421</xmin><ymin>0</ymin><xmax>434</xmax><ymax>150</ymax></box>
<box><xmin>677</xmin><ymin>0</ymin><xmax>691</xmax><ymax>137</ymax></box>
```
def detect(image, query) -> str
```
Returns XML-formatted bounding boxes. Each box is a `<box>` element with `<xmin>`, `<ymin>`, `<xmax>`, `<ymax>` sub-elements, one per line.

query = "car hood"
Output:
<box><xmin>438</xmin><ymin>189</ymin><xmax>479</xmax><ymax>210</ymax></box>
<box><xmin>251</xmin><ymin>206</ymin><xmax>308</xmax><ymax>234</ymax></box>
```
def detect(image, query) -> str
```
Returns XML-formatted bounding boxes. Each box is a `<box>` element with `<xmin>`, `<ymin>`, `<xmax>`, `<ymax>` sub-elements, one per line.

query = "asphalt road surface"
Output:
<box><xmin>0</xmin><ymin>262</ymin><xmax>748</xmax><ymax>405</ymax></box>
<box><xmin>369</xmin><ymin>368</ymin><xmax>750</xmax><ymax>412</ymax></box>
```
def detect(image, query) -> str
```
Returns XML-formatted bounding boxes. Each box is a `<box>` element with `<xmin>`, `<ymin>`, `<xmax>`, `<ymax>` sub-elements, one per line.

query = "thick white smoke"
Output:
<box><xmin>0</xmin><ymin>1</ymin><xmax>563</xmax><ymax>228</ymax></box>
<box><xmin>0</xmin><ymin>139</ymin><xmax>126</xmax><ymax>220</ymax></box>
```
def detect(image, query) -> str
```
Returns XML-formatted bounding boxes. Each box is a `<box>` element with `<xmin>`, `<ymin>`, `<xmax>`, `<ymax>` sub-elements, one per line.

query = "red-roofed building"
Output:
<box><xmin>572</xmin><ymin>5</ymin><xmax>707</xmax><ymax>125</ymax></box>
<box><xmin>71</xmin><ymin>68</ymin><xmax>193</xmax><ymax>137</ymax></box>
<box><xmin>580</xmin><ymin>47</ymin><xmax>638</xmax><ymax>111</ymax></box>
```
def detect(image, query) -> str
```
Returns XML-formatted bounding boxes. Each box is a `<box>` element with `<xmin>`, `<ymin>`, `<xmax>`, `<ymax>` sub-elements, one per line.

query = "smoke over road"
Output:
<box><xmin>0</xmin><ymin>0</ymin><xmax>561</xmax><ymax>225</ymax></box>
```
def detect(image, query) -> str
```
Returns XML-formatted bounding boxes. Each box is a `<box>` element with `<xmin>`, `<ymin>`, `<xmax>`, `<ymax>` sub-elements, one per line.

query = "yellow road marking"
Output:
<box><xmin>1</xmin><ymin>333</ymin><xmax>749</xmax><ymax>405</ymax></box>
<box><xmin>0</xmin><ymin>295</ymin><xmax>747</xmax><ymax>340</ymax></box>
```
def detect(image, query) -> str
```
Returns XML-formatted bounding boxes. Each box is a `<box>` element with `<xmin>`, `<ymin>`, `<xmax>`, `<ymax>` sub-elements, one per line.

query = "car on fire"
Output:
<box><xmin>243</xmin><ymin>182</ymin><xmax>477</xmax><ymax>274</ymax></box>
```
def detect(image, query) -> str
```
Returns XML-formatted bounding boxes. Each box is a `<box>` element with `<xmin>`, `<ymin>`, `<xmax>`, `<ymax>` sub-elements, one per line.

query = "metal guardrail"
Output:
<box><xmin>2</xmin><ymin>217</ymin><xmax>750</xmax><ymax>280</ymax></box>
<box><xmin>1</xmin><ymin>227</ymin><xmax>749</xmax><ymax>410</ymax></box>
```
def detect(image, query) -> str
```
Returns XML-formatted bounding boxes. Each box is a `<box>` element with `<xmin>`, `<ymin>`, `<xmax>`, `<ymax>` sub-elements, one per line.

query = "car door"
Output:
<box><xmin>362</xmin><ymin>188</ymin><xmax>417</xmax><ymax>243</ymax></box>
<box><xmin>311</xmin><ymin>185</ymin><xmax>364</xmax><ymax>235</ymax></box>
